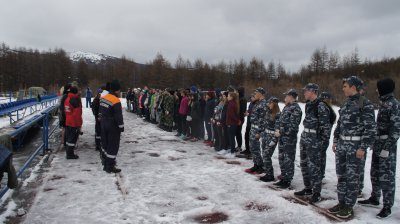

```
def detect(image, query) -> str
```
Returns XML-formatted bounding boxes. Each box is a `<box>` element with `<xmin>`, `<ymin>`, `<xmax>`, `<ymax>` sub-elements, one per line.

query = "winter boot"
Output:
<box><xmin>327</xmin><ymin>203</ymin><xmax>344</xmax><ymax>214</ymax></box>
<box><xmin>294</xmin><ymin>189</ymin><xmax>313</xmax><ymax>196</ymax></box>
<box><xmin>276</xmin><ymin>180</ymin><xmax>291</xmax><ymax>189</ymax></box>
<box><xmin>336</xmin><ymin>206</ymin><xmax>353</xmax><ymax>218</ymax></box>
<box><xmin>245</xmin><ymin>166</ymin><xmax>258</xmax><ymax>174</ymax></box>
<box><xmin>66</xmin><ymin>147</ymin><xmax>79</xmax><ymax>159</ymax></box>
<box><xmin>376</xmin><ymin>207</ymin><xmax>391</xmax><ymax>219</ymax></box>
<box><xmin>259</xmin><ymin>175</ymin><xmax>275</xmax><ymax>182</ymax></box>
<box><xmin>358</xmin><ymin>196</ymin><xmax>380</xmax><ymax>207</ymax></box>
<box><xmin>309</xmin><ymin>192</ymin><xmax>321</xmax><ymax>203</ymax></box>
<box><xmin>104</xmin><ymin>158</ymin><xmax>121</xmax><ymax>173</ymax></box>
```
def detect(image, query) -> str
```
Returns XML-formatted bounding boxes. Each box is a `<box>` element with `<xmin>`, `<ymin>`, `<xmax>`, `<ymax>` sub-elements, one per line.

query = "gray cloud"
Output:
<box><xmin>1</xmin><ymin>0</ymin><xmax>399</xmax><ymax>71</ymax></box>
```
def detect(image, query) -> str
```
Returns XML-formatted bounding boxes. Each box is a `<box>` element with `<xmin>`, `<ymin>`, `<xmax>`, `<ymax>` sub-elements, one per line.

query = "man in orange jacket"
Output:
<box><xmin>99</xmin><ymin>80</ymin><xmax>124</xmax><ymax>173</ymax></box>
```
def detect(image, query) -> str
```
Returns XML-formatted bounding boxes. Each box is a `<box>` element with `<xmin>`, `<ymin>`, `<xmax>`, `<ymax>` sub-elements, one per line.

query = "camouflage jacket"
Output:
<box><xmin>278</xmin><ymin>101</ymin><xmax>302</xmax><ymax>137</ymax></box>
<box><xmin>334</xmin><ymin>94</ymin><xmax>376</xmax><ymax>151</ymax></box>
<box><xmin>375</xmin><ymin>93</ymin><xmax>400</xmax><ymax>150</ymax></box>
<box><xmin>303</xmin><ymin>98</ymin><xmax>331</xmax><ymax>141</ymax></box>
<box><xmin>250</xmin><ymin>98</ymin><xmax>268</xmax><ymax>133</ymax></box>
<box><xmin>265</xmin><ymin>108</ymin><xmax>281</xmax><ymax>131</ymax></box>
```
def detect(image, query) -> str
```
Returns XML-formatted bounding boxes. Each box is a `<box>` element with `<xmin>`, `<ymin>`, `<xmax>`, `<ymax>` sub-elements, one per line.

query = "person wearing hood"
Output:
<box><xmin>358</xmin><ymin>78</ymin><xmax>400</xmax><ymax>219</ymax></box>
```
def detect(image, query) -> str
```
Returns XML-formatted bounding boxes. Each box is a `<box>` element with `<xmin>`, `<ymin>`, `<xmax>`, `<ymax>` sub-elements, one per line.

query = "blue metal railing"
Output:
<box><xmin>0</xmin><ymin>106</ymin><xmax>58</xmax><ymax>199</ymax></box>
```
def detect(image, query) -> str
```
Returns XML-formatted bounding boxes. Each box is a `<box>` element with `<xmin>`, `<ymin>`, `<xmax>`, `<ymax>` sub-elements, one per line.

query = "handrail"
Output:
<box><xmin>0</xmin><ymin>106</ymin><xmax>58</xmax><ymax>199</ymax></box>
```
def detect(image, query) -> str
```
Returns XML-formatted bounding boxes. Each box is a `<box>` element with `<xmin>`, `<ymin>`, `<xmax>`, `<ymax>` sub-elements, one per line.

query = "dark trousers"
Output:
<box><xmin>180</xmin><ymin>114</ymin><xmax>187</xmax><ymax>135</ymax></box>
<box><xmin>86</xmin><ymin>98</ymin><xmax>91</xmax><ymax>108</ymax></box>
<box><xmin>244</xmin><ymin>123</ymin><xmax>251</xmax><ymax>151</ymax></box>
<box><xmin>227</xmin><ymin>124</ymin><xmax>237</xmax><ymax>153</ymax></box>
<box><xmin>205</xmin><ymin>119</ymin><xmax>213</xmax><ymax>141</ymax></box>
<box><xmin>95</xmin><ymin>117</ymin><xmax>101</xmax><ymax>150</ymax></box>
<box><xmin>216</xmin><ymin>124</ymin><xmax>228</xmax><ymax>151</ymax></box>
<box><xmin>235</xmin><ymin>123</ymin><xmax>243</xmax><ymax>148</ymax></box>
<box><xmin>65</xmin><ymin>126</ymin><xmax>79</xmax><ymax>157</ymax></box>
<box><xmin>101</xmin><ymin>121</ymin><xmax>121</xmax><ymax>168</ymax></box>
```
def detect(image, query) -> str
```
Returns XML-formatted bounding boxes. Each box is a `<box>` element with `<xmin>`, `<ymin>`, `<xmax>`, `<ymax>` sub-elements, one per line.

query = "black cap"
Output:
<box><xmin>377</xmin><ymin>78</ymin><xmax>395</xmax><ymax>96</ymax></box>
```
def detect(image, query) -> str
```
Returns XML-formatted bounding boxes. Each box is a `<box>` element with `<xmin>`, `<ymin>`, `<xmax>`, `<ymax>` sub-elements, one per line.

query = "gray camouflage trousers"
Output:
<box><xmin>261</xmin><ymin>132</ymin><xmax>278</xmax><ymax>177</ymax></box>
<box><xmin>321</xmin><ymin>140</ymin><xmax>329</xmax><ymax>179</ymax></box>
<box><xmin>370</xmin><ymin>140</ymin><xmax>397</xmax><ymax>208</ymax></box>
<box><xmin>249</xmin><ymin>128</ymin><xmax>263</xmax><ymax>167</ymax></box>
<box><xmin>300</xmin><ymin>132</ymin><xmax>322</xmax><ymax>193</ymax></box>
<box><xmin>335</xmin><ymin>140</ymin><xmax>362</xmax><ymax>207</ymax></box>
<box><xmin>358</xmin><ymin>150</ymin><xmax>367</xmax><ymax>193</ymax></box>
<box><xmin>278</xmin><ymin>135</ymin><xmax>297</xmax><ymax>182</ymax></box>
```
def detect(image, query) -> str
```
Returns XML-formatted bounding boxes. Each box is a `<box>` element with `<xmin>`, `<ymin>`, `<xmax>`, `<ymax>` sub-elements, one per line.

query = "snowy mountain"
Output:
<box><xmin>69</xmin><ymin>51</ymin><xmax>117</xmax><ymax>64</ymax></box>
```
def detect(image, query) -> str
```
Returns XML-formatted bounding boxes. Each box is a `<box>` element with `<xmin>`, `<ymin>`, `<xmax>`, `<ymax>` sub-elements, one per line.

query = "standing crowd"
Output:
<box><xmin>59</xmin><ymin>75</ymin><xmax>399</xmax><ymax>220</ymax></box>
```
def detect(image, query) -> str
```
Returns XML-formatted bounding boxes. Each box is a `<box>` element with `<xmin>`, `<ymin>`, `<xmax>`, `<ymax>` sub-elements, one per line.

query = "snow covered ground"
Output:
<box><xmin>1</xmin><ymin>99</ymin><xmax>400</xmax><ymax>223</ymax></box>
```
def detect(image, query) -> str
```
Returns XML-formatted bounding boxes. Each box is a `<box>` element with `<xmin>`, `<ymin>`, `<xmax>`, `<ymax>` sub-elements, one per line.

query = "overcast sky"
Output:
<box><xmin>1</xmin><ymin>0</ymin><xmax>399</xmax><ymax>71</ymax></box>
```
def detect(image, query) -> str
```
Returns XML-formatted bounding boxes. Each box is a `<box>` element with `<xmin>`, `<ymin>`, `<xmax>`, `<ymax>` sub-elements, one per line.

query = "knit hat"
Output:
<box><xmin>110</xmin><ymin>80</ymin><xmax>121</xmax><ymax>92</ymax></box>
<box><xmin>377</xmin><ymin>78</ymin><xmax>395</xmax><ymax>96</ymax></box>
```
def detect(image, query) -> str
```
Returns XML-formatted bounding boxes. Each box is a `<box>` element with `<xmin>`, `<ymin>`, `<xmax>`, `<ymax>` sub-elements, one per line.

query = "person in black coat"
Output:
<box><xmin>236</xmin><ymin>87</ymin><xmax>247</xmax><ymax>151</ymax></box>
<box><xmin>204</xmin><ymin>91</ymin><xmax>216</xmax><ymax>144</ymax></box>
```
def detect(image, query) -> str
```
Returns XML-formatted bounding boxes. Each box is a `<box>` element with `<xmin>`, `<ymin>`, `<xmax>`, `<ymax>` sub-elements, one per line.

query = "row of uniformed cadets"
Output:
<box><xmin>245</xmin><ymin>76</ymin><xmax>399</xmax><ymax>219</ymax></box>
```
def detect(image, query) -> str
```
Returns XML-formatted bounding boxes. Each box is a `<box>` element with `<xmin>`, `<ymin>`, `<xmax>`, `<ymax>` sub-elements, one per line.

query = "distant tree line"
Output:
<box><xmin>0</xmin><ymin>42</ymin><xmax>399</xmax><ymax>104</ymax></box>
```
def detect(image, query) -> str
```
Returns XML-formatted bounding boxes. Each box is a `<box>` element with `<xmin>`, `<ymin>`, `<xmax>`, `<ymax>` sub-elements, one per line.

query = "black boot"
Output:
<box><xmin>259</xmin><ymin>175</ymin><xmax>275</xmax><ymax>182</ymax></box>
<box><xmin>104</xmin><ymin>158</ymin><xmax>121</xmax><ymax>173</ymax></box>
<box><xmin>294</xmin><ymin>188</ymin><xmax>313</xmax><ymax>196</ymax></box>
<box><xmin>66</xmin><ymin>147</ymin><xmax>79</xmax><ymax>159</ymax></box>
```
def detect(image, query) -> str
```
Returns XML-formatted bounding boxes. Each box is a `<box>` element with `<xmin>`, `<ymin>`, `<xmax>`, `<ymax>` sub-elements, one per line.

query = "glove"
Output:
<box><xmin>269</xmin><ymin>141</ymin><xmax>276</xmax><ymax>147</ymax></box>
<box><xmin>274</xmin><ymin>130</ymin><xmax>281</xmax><ymax>138</ymax></box>
<box><xmin>379</xmin><ymin>150</ymin><xmax>389</xmax><ymax>158</ymax></box>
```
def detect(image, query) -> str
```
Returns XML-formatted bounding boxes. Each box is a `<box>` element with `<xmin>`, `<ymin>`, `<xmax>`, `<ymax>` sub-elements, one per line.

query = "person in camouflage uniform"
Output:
<box><xmin>328</xmin><ymin>76</ymin><xmax>376</xmax><ymax>218</ymax></box>
<box><xmin>358</xmin><ymin>78</ymin><xmax>400</xmax><ymax>219</ymax></box>
<box><xmin>273</xmin><ymin>89</ymin><xmax>302</xmax><ymax>189</ymax></box>
<box><xmin>319</xmin><ymin>91</ymin><xmax>336</xmax><ymax>180</ymax></box>
<box><xmin>160</xmin><ymin>89</ymin><xmax>175</xmax><ymax>132</ymax></box>
<box><xmin>259</xmin><ymin>96</ymin><xmax>281</xmax><ymax>182</ymax></box>
<box><xmin>295</xmin><ymin>83</ymin><xmax>331</xmax><ymax>202</ymax></box>
<box><xmin>245</xmin><ymin>87</ymin><xmax>268</xmax><ymax>174</ymax></box>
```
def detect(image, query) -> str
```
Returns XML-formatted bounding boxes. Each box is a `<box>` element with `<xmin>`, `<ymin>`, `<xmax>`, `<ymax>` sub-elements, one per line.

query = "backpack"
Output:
<box><xmin>306</xmin><ymin>99</ymin><xmax>336</xmax><ymax>125</ymax></box>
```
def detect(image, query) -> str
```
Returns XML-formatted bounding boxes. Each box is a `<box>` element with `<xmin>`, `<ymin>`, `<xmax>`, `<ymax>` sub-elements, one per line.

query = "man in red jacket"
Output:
<box><xmin>64</xmin><ymin>86</ymin><xmax>83</xmax><ymax>159</ymax></box>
